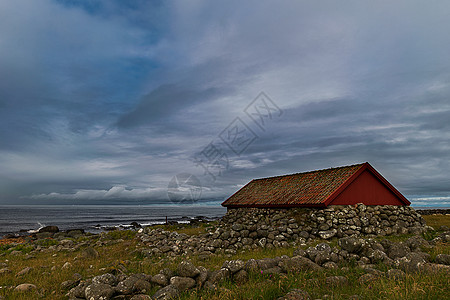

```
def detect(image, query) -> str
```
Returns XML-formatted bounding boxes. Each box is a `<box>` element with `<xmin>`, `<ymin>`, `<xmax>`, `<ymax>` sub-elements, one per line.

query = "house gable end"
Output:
<box><xmin>327</xmin><ymin>166</ymin><xmax>409</xmax><ymax>206</ymax></box>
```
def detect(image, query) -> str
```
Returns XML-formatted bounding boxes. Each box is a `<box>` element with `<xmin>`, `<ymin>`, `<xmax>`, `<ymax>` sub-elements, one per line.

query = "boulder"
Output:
<box><xmin>177</xmin><ymin>261</ymin><xmax>200</xmax><ymax>278</ymax></box>
<box><xmin>222</xmin><ymin>260</ymin><xmax>245</xmax><ymax>274</ymax></box>
<box><xmin>60</xmin><ymin>280</ymin><xmax>79</xmax><ymax>291</ymax></box>
<box><xmin>435</xmin><ymin>254</ymin><xmax>450</xmax><ymax>265</ymax></box>
<box><xmin>387</xmin><ymin>243</ymin><xmax>411</xmax><ymax>260</ymax></box>
<box><xmin>39</xmin><ymin>226</ymin><xmax>59</xmax><ymax>233</ymax></box>
<box><xmin>85</xmin><ymin>283</ymin><xmax>114</xmax><ymax>300</ymax></box>
<box><xmin>169</xmin><ymin>276</ymin><xmax>196</xmax><ymax>291</ymax></box>
<box><xmin>233</xmin><ymin>269</ymin><xmax>249</xmax><ymax>283</ymax></box>
<box><xmin>66</xmin><ymin>281</ymin><xmax>90</xmax><ymax>299</ymax></box>
<box><xmin>16</xmin><ymin>267</ymin><xmax>33</xmax><ymax>276</ymax></box>
<box><xmin>152</xmin><ymin>285</ymin><xmax>179</xmax><ymax>300</ymax></box>
<box><xmin>418</xmin><ymin>263</ymin><xmax>450</xmax><ymax>274</ymax></box>
<box><xmin>279</xmin><ymin>256</ymin><xmax>323</xmax><ymax>273</ymax></box>
<box><xmin>195</xmin><ymin>266</ymin><xmax>208</xmax><ymax>288</ymax></box>
<box><xmin>133</xmin><ymin>279</ymin><xmax>153</xmax><ymax>294</ymax></box>
<box><xmin>92</xmin><ymin>273</ymin><xmax>118</xmax><ymax>286</ymax></box>
<box><xmin>338</xmin><ymin>237</ymin><xmax>365</xmax><ymax>254</ymax></box>
<box><xmin>14</xmin><ymin>283</ymin><xmax>37</xmax><ymax>292</ymax></box>
<box><xmin>151</xmin><ymin>274</ymin><xmax>169</xmax><ymax>286</ymax></box>
<box><xmin>318</xmin><ymin>229</ymin><xmax>337</xmax><ymax>240</ymax></box>
<box><xmin>115</xmin><ymin>276</ymin><xmax>139</xmax><ymax>295</ymax></box>
<box><xmin>395</xmin><ymin>252</ymin><xmax>427</xmax><ymax>272</ymax></box>
<box><xmin>209</xmin><ymin>268</ymin><xmax>230</xmax><ymax>284</ymax></box>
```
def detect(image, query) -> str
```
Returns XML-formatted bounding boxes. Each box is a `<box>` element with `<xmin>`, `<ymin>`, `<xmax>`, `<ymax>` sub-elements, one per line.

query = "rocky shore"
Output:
<box><xmin>1</xmin><ymin>205</ymin><xmax>449</xmax><ymax>299</ymax></box>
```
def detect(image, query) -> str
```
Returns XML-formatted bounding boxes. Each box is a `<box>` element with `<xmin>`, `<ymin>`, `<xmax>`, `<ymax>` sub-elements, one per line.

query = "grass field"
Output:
<box><xmin>1</xmin><ymin>216</ymin><xmax>449</xmax><ymax>299</ymax></box>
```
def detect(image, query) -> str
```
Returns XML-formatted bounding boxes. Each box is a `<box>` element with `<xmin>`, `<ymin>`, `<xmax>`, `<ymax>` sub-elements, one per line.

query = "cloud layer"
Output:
<box><xmin>0</xmin><ymin>1</ymin><xmax>449</xmax><ymax>207</ymax></box>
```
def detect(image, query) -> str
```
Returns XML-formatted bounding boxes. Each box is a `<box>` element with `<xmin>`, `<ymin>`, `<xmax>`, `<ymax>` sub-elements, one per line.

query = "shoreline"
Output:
<box><xmin>0</xmin><ymin>215</ymin><xmax>220</xmax><ymax>240</ymax></box>
<box><xmin>2</xmin><ymin>207</ymin><xmax>450</xmax><ymax>240</ymax></box>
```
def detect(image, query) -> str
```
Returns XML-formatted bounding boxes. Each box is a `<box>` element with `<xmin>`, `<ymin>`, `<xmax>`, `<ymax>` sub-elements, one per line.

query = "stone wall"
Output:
<box><xmin>220</xmin><ymin>204</ymin><xmax>427</xmax><ymax>244</ymax></box>
<box><xmin>139</xmin><ymin>204</ymin><xmax>428</xmax><ymax>257</ymax></box>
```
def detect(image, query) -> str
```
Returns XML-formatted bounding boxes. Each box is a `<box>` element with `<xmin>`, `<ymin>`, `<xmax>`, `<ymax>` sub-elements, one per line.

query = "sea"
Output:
<box><xmin>0</xmin><ymin>205</ymin><xmax>227</xmax><ymax>239</ymax></box>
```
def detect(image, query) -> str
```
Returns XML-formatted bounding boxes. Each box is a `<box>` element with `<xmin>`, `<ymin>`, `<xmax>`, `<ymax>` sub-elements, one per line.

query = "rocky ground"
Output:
<box><xmin>0</xmin><ymin>211</ymin><xmax>449</xmax><ymax>299</ymax></box>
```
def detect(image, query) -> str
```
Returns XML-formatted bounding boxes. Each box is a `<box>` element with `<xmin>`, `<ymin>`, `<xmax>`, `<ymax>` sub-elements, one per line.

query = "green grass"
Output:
<box><xmin>1</xmin><ymin>217</ymin><xmax>449</xmax><ymax>300</ymax></box>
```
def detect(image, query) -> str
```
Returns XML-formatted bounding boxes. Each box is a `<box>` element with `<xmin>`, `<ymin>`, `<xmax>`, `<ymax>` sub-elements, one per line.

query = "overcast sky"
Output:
<box><xmin>0</xmin><ymin>0</ymin><xmax>449</xmax><ymax>207</ymax></box>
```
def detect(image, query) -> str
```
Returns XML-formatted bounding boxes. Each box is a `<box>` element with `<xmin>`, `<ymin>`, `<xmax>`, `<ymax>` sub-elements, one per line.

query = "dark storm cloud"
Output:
<box><xmin>0</xmin><ymin>1</ymin><xmax>449</xmax><ymax>206</ymax></box>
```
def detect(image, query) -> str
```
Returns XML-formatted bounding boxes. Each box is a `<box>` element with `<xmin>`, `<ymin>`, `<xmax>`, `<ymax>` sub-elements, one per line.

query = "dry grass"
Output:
<box><xmin>422</xmin><ymin>214</ymin><xmax>450</xmax><ymax>229</ymax></box>
<box><xmin>1</xmin><ymin>215</ymin><xmax>449</xmax><ymax>299</ymax></box>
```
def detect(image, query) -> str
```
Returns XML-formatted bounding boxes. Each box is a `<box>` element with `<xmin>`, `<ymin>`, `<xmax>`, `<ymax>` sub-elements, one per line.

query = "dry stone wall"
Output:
<box><xmin>220</xmin><ymin>204</ymin><xmax>427</xmax><ymax>244</ymax></box>
<box><xmin>139</xmin><ymin>204</ymin><xmax>429</xmax><ymax>257</ymax></box>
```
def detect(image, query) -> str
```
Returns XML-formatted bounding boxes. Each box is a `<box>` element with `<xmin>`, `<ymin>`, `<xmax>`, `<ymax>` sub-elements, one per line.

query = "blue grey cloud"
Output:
<box><xmin>0</xmin><ymin>0</ymin><xmax>449</xmax><ymax>207</ymax></box>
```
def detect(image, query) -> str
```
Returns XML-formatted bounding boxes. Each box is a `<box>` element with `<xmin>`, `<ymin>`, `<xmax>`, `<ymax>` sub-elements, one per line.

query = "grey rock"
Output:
<box><xmin>318</xmin><ymin>229</ymin><xmax>337</xmax><ymax>239</ymax></box>
<box><xmin>387</xmin><ymin>243</ymin><xmax>410</xmax><ymax>260</ymax></box>
<box><xmin>209</xmin><ymin>268</ymin><xmax>230</xmax><ymax>284</ymax></box>
<box><xmin>195</xmin><ymin>266</ymin><xmax>208</xmax><ymax>288</ymax></box>
<box><xmin>293</xmin><ymin>248</ymin><xmax>307</xmax><ymax>257</ymax></box>
<box><xmin>257</xmin><ymin>258</ymin><xmax>279</xmax><ymax>270</ymax></box>
<box><xmin>322</xmin><ymin>261</ymin><xmax>338</xmax><ymax>269</ymax></box>
<box><xmin>338</xmin><ymin>237</ymin><xmax>365</xmax><ymax>254</ymax></box>
<box><xmin>244</xmin><ymin>259</ymin><xmax>259</xmax><ymax>272</ymax></box>
<box><xmin>169</xmin><ymin>276</ymin><xmax>196</xmax><ymax>291</ymax></box>
<box><xmin>262</xmin><ymin>266</ymin><xmax>283</xmax><ymax>274</ymax></box>
<box><xmin>222</xmin><ymin>259</ymin><xmax>245</xmax><ymax>274</ymax></box>
<box><xmin>177</xmin><ymin>261</ymin><xmax>200</xmax><ymax>278</ymax></box>
<box><xmin>395</xmin><ymin>252</ymin><xmax>427</xmax><ymax>272</ymax></box>
<box><xmin>39</xmin><ymin>225</ymin><xmax>59</xmax><ymax>233</ymax></box>
<box><xmin>134</xmin><ymin>279</ymin><xmax>153</xmax><ymax>294</ymax></box>
<box><xmin>406</xmin><ymin>236</ymin><xmax>430</xmax><ymax>251</ymax></box>
<box><xmin>233</xmin><ymin>269</ymin><xmax>249</xmax><ymax>283</ymax></box>
<box><xmin>367</xmin><ymin>249</ymin><xmax>389</xmax><ymax>264</ymax></box>
<box><xmin>115</xmin><ymin>277</ymin><xmax>138</xmax><ymax>295</ymax></box>
<box><xmin>93</xmin><ymin>273</ymin><xmax>118</xmax><ymax>286</ymax></box>
<box><xmin>231</xmin><ymin>223</ymin><xmax>244</xmax><ymax>231</ymax></box>
<box><xmin>159</xmin><ymin>268</ymin><xmax>174</xmax><ymax>279</ymax></box>
<box><xmin>279</xmin><ymin>256</ymin><xmax>323</xmax><ymax>273</ymax></box>
<box><xmin>85</xmin><ymin>283</ymin><xmax>114</xmax><ymax>300</ymax></box>
<box><xmin>417</xmin><ymin>262</ymin><xmax>450</xmax><ymax>273</ymax></box>
<box><xmin>14</xmin><ymin>283</ymin><xmax>37</xmax><ymax>292</ymax></box>
<box><xmin>435</xmin><ymin>254</ymin><xmax>450</xmax><ymax>265</ymax></box>
<box><xmin>16</xmin><ymin>267</ymin><xmax>33</xmax><ymax>276</ymax></box>
<box><xmin>151</xmin><ymin>274</ymin><xmax>169</xmax><ymax>286</ymax></box>
<box><xmin>152</xmin><ymin>285</ymin><xmax>179</xmax><ymax>300</ymax></box>
<box><xmin>61</xmin><ymin>280</ymin><xmax>79</xmax><ymax>291</ymax></box>
<box><xmin>67</xmin><ymin>281</ymin><xmax>90</xmax><ymax>299</ymax></box>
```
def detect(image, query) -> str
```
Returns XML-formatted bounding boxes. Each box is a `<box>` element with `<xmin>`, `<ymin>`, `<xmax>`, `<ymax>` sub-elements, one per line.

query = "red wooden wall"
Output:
<box><xmin>329</xmin><ymin>169</ymin><xmax>405</xmax><ymax>206</ymax></box>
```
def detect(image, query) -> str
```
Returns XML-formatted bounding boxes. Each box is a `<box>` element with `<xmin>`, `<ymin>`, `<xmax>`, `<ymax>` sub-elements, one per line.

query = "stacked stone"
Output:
<box><xmin>221</xmin><ymin>204</ymin><xmax>426</xmax><ymax>242</ymax></box>
<box><xmin>138</xmin><ymin>205</ymin><xmax>427</xmax><ymax>256</ymax></box>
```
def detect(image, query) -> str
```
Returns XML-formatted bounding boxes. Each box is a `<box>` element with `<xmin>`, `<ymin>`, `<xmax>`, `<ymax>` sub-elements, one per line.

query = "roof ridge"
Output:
<box><xmin>252</xmin><ymin>162</ymin><xmax>366</xmax><ymax>181</ymax></box>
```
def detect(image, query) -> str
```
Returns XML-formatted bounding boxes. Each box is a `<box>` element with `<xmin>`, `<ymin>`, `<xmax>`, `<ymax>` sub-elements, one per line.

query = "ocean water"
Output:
<box><xmin>0</xmin><ymin>205</ymin><xmax>227</xmax><ymax>238</ymax></box>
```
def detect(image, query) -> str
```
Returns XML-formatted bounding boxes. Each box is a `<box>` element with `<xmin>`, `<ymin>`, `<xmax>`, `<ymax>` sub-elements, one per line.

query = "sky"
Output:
<box><xmin>0</xmin><ymin>0</ymin><xmax>449</xmax><ymax>207</ymax></box>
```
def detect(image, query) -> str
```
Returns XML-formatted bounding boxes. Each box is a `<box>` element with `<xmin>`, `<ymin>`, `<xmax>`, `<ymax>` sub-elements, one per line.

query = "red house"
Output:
<box><xmin>221</xmin><ymin>162</ymin><xmax>410</xmax><ymax>208</ymax></box>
